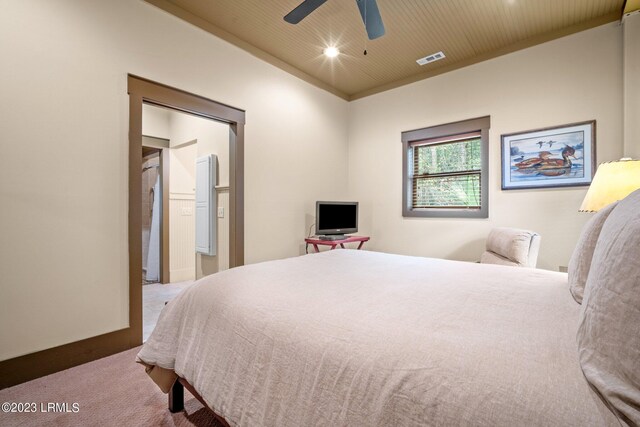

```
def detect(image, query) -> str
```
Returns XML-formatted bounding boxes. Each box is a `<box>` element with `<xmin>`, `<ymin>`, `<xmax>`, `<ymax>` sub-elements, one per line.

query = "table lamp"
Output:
<box><xmin>579</xmin><ymin>158</ymin><xmax>640</xmax><ymax>212</ymax></box>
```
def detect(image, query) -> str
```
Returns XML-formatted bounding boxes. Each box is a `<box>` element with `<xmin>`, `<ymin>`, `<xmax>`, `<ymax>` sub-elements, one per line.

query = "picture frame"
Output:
<box><xmin>501</xmin><ymin>120</ymin><xmax>596</xmax><ymax>190</ymax></box>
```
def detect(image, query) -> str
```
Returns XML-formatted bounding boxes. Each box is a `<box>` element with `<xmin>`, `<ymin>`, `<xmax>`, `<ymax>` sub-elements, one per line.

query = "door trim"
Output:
<box><xmin>128</xmin><ymin>74</ymin><xmax>246</xmax><ymax>344</ymax></box>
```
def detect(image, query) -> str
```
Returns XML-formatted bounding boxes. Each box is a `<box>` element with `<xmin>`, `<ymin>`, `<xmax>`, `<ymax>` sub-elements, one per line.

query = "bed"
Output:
<box><xmin>138</xmin><ymin>191</ymin><xmax>640</xmax><ymax>427</ymax></box>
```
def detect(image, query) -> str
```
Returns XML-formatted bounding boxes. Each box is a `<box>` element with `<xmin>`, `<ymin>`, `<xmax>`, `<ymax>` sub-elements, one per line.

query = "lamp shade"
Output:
<box><xmin>579</xmin><ymin>159</ymin><xmax>640</xmax><ymax>212</ymax></box>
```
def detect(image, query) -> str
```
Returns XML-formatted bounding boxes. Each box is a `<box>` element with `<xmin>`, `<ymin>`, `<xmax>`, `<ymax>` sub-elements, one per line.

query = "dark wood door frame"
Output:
<box><xmin>0</xmin><ymin>75</ymin><xmax>245</xmax><ymax>389</ymax></box>
<box><xmin>128</xmin><ymin>74</ymin><xmax>246</xmax><ymax>343</ymax></box>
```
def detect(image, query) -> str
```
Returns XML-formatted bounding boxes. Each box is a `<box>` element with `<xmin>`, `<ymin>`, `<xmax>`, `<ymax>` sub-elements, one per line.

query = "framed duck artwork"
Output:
<box><xmin>500</xmin><ymin>120</ymin><xmax>596</xmax><ymax>190</ymax></box>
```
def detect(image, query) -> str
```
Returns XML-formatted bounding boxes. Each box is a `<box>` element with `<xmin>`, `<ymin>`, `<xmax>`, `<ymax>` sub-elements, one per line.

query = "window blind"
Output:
<box><xmin>411</xmin><ymin>134</ymin><xmax>482</xmax><ymax>209</ymax></box>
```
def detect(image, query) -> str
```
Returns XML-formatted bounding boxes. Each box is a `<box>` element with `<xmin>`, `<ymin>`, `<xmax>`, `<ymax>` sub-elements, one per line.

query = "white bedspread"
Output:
<box><xmin>138</xmin><ymin>250</ymin><xmax>617</xmax><ymax>426</ymax></box>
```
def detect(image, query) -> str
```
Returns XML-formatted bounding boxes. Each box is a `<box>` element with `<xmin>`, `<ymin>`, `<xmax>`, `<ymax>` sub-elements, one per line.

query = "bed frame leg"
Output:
<box><xmin>169</xmin><ymin>379</ymin><xmax>184</xmax><ymax>413</ymax></box>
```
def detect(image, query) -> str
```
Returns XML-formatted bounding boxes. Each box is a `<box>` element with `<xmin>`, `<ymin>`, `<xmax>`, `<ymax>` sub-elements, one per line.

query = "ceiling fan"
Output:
<box><xmin>284</xmin><ymin>0</ymin><xmax>385</xmax><ymax>40</ymax></box>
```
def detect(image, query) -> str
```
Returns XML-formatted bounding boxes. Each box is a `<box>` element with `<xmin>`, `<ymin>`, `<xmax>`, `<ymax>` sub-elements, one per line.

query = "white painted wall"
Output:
<box><xmin>623</xmin><ymin>12</ymin><xmax>640</xmax><ymax>159</ymax></box>
<box><xmin>168</xmin><ymin>139</ymin><xmax>197</xmax><ymax>282</ymax></box>
<box><xmin>168</xmin><ymin>193</ymin><xmax>196</xmax><ymax>282</ymax></box>
<box><xmin>141</xmin><ymin>104</ymin><xmax>231</xmax><ymax>283</ymax></box>
<box><xmin>347</xmin><ymin>23</ymin><xmax>623</xmax><ymax>271</ymax></box>
<box><xmin>166</xmin><ymin>110</ymin><xmax>231</xmax><ymax>281</ymax></box>
<box><xmin>142</xmin><ymin>104</ymin><xmax>171</xmax><ymax>140</ymax></box>
<box><xmin>168</xmin><ymin>112</ymin><xmax>230</xmax><ymax>186</ymax></box>
<box><xmin>204</xmin><ymin>189</ymin><xmax>231</xmax><ymax>277</ymax></box>
<box><xmin>190</xmin><ymin>115</ymin><xmax>230</xmax><ymax>277</ymax></box>
<box><xmin>169</xmin><ymin>143</ymin><xmax>197</xmax><ymax>195</ymax></box>
<box><xmin>0</xmin><ymin>0</ymin><xmax>348</xmax><ymax>361</ymax></box>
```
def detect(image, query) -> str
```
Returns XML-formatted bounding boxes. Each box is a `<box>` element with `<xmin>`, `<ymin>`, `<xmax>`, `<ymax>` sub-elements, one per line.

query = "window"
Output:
<box><xmin>402</xmin><ymin>116</ymin><xmax>490</xmax><ymax>218</ymax></box>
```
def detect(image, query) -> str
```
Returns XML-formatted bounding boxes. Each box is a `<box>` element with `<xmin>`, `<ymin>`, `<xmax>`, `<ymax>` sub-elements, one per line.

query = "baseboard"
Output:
<box><xmin>0</xmin><ymin>328</ymin><xmax>137</xmax><ymax>389</ymax></box>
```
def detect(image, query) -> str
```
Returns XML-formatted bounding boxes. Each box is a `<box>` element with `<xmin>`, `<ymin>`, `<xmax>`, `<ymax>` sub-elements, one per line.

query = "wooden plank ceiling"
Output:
<box><xmin>146</xmin><ymin>0</ymin><xmax>623</xmax><ymax>100</ymax></box>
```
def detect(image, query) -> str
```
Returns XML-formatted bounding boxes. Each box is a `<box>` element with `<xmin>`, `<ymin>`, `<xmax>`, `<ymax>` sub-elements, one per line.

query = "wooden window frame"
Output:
<box><xmin>402</xmin><ymin>116</ymin><xmax>490</xmax><ymax>218</ymax></box>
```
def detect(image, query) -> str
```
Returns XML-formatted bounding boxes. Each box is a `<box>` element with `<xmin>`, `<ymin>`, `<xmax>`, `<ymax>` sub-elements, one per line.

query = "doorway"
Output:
<box><xmin>128</xmin><ymin>75</ymin><xmax>245</xmax><ymax>345</ymax></box>
<box><xmin>140</xmin><ymin>103</ymin><xmax>233</xmax><ymax>340</ymax></box>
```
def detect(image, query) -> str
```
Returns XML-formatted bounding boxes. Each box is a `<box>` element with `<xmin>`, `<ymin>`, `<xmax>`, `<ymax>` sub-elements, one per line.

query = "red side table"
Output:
<box><xmin>305</xmin><ymin>236</ymin><xmax>370</xmax><ymax>253</ymax></box>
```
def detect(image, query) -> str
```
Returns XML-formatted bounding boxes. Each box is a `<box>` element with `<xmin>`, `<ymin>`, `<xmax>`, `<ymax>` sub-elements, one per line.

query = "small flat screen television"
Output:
<box><xmin>315</xmin><ymin>201</ymin><xmax>358</xmax><ymax>239</ymax></box>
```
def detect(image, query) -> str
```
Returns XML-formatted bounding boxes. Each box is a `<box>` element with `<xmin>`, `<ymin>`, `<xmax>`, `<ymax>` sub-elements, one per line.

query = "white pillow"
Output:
<box><xmin>482</xmin><ymin>227</ymin><xmax>540</xmax><ymax>267</ymax></box>
<box><xmin>577</xmin><ymin>189</ymin><xmax>640</xmax><ymax>425</ymax></box>
<box><xmin>567</xmin><ymin>201</ymin><xmax>618</xmax><ymax>303</ymax></box>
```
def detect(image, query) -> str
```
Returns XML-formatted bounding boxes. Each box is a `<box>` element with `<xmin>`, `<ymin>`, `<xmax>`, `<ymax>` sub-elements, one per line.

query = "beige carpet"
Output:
<box><xmin>0</xmin><ymin>347</ymin><xmax>224</xmax><ymax>427</ymax></box>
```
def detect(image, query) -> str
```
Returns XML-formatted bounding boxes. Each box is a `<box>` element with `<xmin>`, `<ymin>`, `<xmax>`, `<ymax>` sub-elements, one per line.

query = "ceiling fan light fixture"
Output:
<box><xmin>285</xmin><ymin>0</ymin><xmax>385</xmax><ymax>41</ymax></box>
<box><xmin>323</xmin><ymin>46</ymin><xmax>340</xmax><ymax>58</ymax></box>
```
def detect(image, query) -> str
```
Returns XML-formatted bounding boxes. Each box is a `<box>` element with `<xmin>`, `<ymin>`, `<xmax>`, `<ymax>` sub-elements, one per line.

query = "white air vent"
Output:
<box><xmin>416</xmin><ymin>51</ymin><xmax>445</xmax><ymax>66</ymax></box>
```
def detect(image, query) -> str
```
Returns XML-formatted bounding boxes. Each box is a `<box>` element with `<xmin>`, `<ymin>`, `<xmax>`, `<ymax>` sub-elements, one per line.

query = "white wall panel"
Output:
<box><xmin>169</xmin><ymin>194</ymin><xmax>195</xmax><ymax>282</ymax></box>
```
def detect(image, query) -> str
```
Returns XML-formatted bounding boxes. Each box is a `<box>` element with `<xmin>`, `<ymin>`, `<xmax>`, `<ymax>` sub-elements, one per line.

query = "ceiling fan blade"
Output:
<box><xmin>356</xmin><ymin>0</ymin><xmax>385</xmax><ymax>40</ymax></box>
<box><xmin>284</xmin><ymin>0</ymin><xmax>328</xmax><ymax>24</ymax></box>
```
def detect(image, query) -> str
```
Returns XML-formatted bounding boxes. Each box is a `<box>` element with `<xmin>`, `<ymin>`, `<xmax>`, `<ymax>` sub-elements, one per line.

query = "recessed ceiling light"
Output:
<box><xmin>323</xmin><ymin>47</ymin><xmax>339</xmax><ymax>58</ymax></box>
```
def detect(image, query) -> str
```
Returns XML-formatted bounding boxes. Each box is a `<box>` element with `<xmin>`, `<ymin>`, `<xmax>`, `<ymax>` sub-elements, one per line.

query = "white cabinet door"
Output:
<box><xmin>195</xmin><ymin>154</ymin><xmax>217</xmax><ymax>256</ymax></box>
